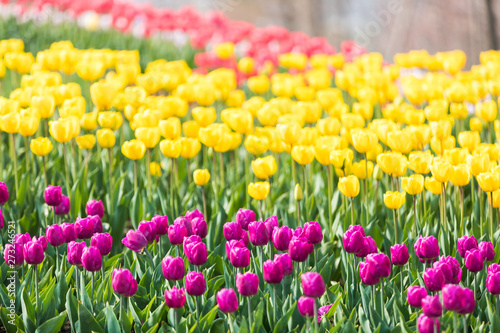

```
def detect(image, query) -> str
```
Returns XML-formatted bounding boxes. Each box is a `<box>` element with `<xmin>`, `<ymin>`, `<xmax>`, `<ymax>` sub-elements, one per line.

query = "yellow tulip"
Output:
<box><xmin>98</xmin><ymin>111</ymin><xmax>123</xmax><ymax>131</ymax></box>
<box><xmin>376</xmin><ymin>152</ymin><xmax>407</xmax><ymax>177</ymax></box>
<box><xmin>199</xmin><ymin>124</ymin><xmax>223</xmax><ymax>148</ymax></box>
<box><xmin>330</xmin><ymin>148</ymin><xmax>354</xmax><ymax>169</ymax></box>
<box><xmin>257</xmin><ymin>103</ymin><xmax>280</xmax><ymax>127</ymax></box>
<box><xmin>366</xmin><ymin>143</ymin><xmax>383</xmax><ymax>161</ymax></box>
<box><xmin>251</xmin><ymin>155</ymin><xmax>278</xmax><ymax>179</ymax></box>
<box><xmin>248</xmin><ymin>75</ymin><xmax>270</xmax><ymax>94</ymax></box>
<box><xmin>350</xmin><ymin>160</ymin><xmax>374</xmax><ymax>180</ymax></box>
<box><xmin>150</xmin><ymin>162</ymin><xmax>162</xmax><ymax>177</ymax></box>
<box><xmin>180</xmin><ymin>138</ymin><xmax>201</xmax><ymax>159</ymax></box>
<box><xmin>458</xmin><ymin>131</ymin><xmax>480</xmax><ymax>153</ymax></box>
<box><xmin>430</xmin><ymin>159</ymin><xmax>452</xmax><ymax>183</ymax></box>
<box><xmin>469</xmin><ymin>117</ymin><xmax>483</xmax><ymax>132</ymax></box>
<box><xmin>121</xmin><ymin>139</ymin><xmax>146</xmax><ymax>160</ymax></box>
<box><xmin>383</xmin><ymin>191</ymin><xmax>405</xmax><ymax>209</ymax></box>
<box><xmin>192</xmin><ymin>107</ymin><xmax>216</xmax><ymax>128</ymax></box>
<box><xmin>291</xmin><ymin>145</ymin><xmax>315</xmax><ymax>165</ymax></box>
<box><xmin>294</xmin><ymin>183</ymin><xmax>303</xmax><ymax>201</ymax></box>
<box><xmin>237</xmin><ymin>57</ymin><xmax>254</xmax><ymax>74</ymax></box>
<box><xmin>492</xmin><ymin>189</ymin><xmax>500</xmax><ymax>208</ymax></box>
<box><xmin>351</xmin><ymin>129</ymin><xmax>378</xmax><ymax>154</ymax></box>
<box><xmin>317</xmin><ymin>117</ymin><xmax>341</xmax><ymax>136</ymax></box>
<box><xmin>31</xmin><ymin>95</ymin><xmax>55</xmax><ymax>119</ymax></box>
<box><xmin>430</xmin><ymin>120</ymin><xmax>453</xmax><ymax>140</ymax></box>
<box><xmin>135</xmin><ymin>127</ymin><xmax>161</xmax><ymax>149</ymax></box>
<box><xmin>59</xmin><ymin>96</ymin><xmax>86</xmax><ymax>119</ymax></box>
<box><xmin>75</xmin><ymin>135</ymin><xmax>96</xmax><ymax>150</ymax></box>
<box><xmin>96</xmin><ymin>128</ymin><xmax>116</xmax><ymax>148</ymax></box>
<box><xmin>225</xmin><ymin>90</ymin><xmax>245</xmax><ymax>108</ymax></box>
<box><xmin>444</xmin><ymin>148</ymin><xmax>468</xmax><ymax>166</ymax></box>
<box><xmin>341</xmin><ymin>113</ymin><xmax>364</xmax><ymax>131</ymax></box>
<box><xmin>30</xmin><ymin>137</ymin><xmax>52</xmax><ymax>156</ymax></box>
<box><xmin>19</xmin><ymin>115</ymin><xmax>39</xmax><ymax>137</ymax></box>
<box><xmin>49</xmin><ymin>118</ymin><xmax>73</xmax><ymax>143</ymax></box>
<box><xmin>90</xmin><ymin>81</ymin><xmax>119</xmax><ymax>111</ymax></box>
<box><xmin>214</xmin><ymin>42</ymin><xmax>234</xmax><ymax>60</ymax></box>
<box><xmin>477</xmin><ymin>171</ymin><xmax>500</xmax><ymax>192</ymax></box>
<box><xmin>387</xmin><ymin>130</ymin><xmax>413</xmax><ymax>154</ymax></box>
<box><xmin>159</xmin><ymin>117</ymin><xmax>181</xmax><ymax>140</ymax></box>
<box><xmin>450</xmin><ymin>164</ymin><xmax>471</xmax><ymax>187</ymax></box>
<box><xmin>194</xmin><ymin>169</ymin><xmax>211</xmax><ymax>186</ymax></box>
<box><xmin>248</xmin><ymin>182</ymin><xmax>271</xmax><ymax>201</ymax></box>
<box><xmin>0</xmin><ymin>112</ymin><xmax>20</xmax><ymax>134</ymax></box>
<box><xmin>352</xmin><ymin>102</ymin><xmax>373</xmax><ymax>121</ymax></box>
<box><xmin>476</xmin><ymin>100</ymin><xmax>497</xmax><ymax>122</ymax></box>
<box><xmin>468</xmin><ymin>153</ymin><xmax>490</xmax><ymax>177</ymax></box>
<box><xmin>214</xmin><ymin>132</ymin><xmax>233</xmax><ymax>153</ymax></box>
<box><xmin>194</xmin><ymin>82</ymin><xmax>217</xmax><ymax>106</ymax></box>
<box><xmin>159</xmin><ymin>139</ymin><xmax>182</xmax><ymax>159</ymax></box>
<box><xmin>430</xmin><ymin>136</ymin><xmax>456</xmax><ymax>156</ymax></box>
<box><xmin>338</xmin><ymin>175</ymin><xmax>360</xmax><ymax>198</ymax></box>
<box><xmin>278</xmin><ymin>122</ymin><xmax>301</xmax><ymax>146</ymax></box>
<box><xmin>244</xmin><ymin>135</ymin><xmax>268</xmax><ymax>156</ymax></box>
<box><xmin>81</xmin><ymin>112</ymin><xmax>98</xmax><ymax>131</ymax></box>
<box><xmin>401</xmin><ymin>174</ymin><xmax>424</xmax><ymax>195</ymax></box>
<box><xmin>182</xmin><ymin>120</ymin><xmax>200</xmax><ymax>138</ymax></box>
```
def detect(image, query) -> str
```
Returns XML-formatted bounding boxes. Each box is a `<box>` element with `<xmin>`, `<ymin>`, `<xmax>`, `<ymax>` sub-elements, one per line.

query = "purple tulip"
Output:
<box><xmin>183</xmin><ymin>235</ymin><xmax>202</xmax><ymax>255</ymax></box>
<box><xmin>0</xmin><ymin>182</ymin><xmax>9</xmax><ymax>205</ymax></box>
<box><xmin>165</xmin><ymin>286</ymin><xmax>186</xmax><ymax>308</ymax></box>
<box><xmin>457</xmin><ymin>235</ymin><xmax>478</xmax><ymax>258</ymax></box>
<box><xmin>86</xmin><ymin>200</ymin><xmax>104</xmax><ymax>218</ymax></box>
<box><xmin>415</xmin><ymin>236</ymin><xmax>439</xmax><ymax>263</ymax></box>
<box><xmin>162</xmin><ymin>255</ymin><xmax>185</xmax><ymax>281</ymax></box>
<box><xmin>122</xmin><ymin>230</ymin><xmax>148</xmax><ymax>253</ymax></box>
<box><xmin>54</xmin><ymin>195</ymin><xmax>70</xmax><ymax>215</ymax></box>
<box><xmin>422</xmin><ymin>295</ymin><xmax>442</xmax><ymax>317</ymax></box>
<box><xmin>464</xmin><ymin>248</ymin><xmax>484</xmax><ymax>273</ymax></box>
<box><xmin>185</xmin><ymin>209</ymin><xmax>204</xmax><ymax>221</ymax></box>
<box><xmin>342</xmin><ymin>225</ymin><xmax>365</xmax><ymax>254</ymax></box>
<box><xmin>81</xmin><ymin>246</ymin><xmax>102</xmax><ymax>272</ymax></box>
<box><xmin>46</xmin><ymin>224</ymin><xmax>65</xmax><ymax>247</ymax></box>
<box><xmin>191</xmin><ymin>217</ymin><xmax>208</xmax><ymax>238</ymax></box>
<box><xmin>301</xmin><ymin>272</ymin><xmax>325</xmax><ymax>298</ymax></box>
<box><xmin>318</xmin><ymin>304</ymin><xmax>332</xmax><ymax>323</ymax></box>
<box><xmin>263</xmin><ymin>259</ymin><xmax>284</xmax><ymax>284</ymax></box>
<box><xmin>44</xmin><ymin>185</ymin><xmax>62</xmax><ymax>207</ymax></box>
<box><xmin>112</xmin><ymin>268</ymin><xmax>137</xmax><ymax>297</ymax></box>
<box><xmin>487</xmin><ymin>272</ymin><xmax>500</xmax><ymax>295</ymax></box>
<box><xmin>479</xmin><ymin>241</ymin><xmax>495</xmax><ymax>262</ymax></box>
<box><xmin>434</xmin><ymin>256</ymin><xmax>462</xmax><ymax>284</ymax></box>
<box><xmin>223</xmin><ymin>221</ymin><xmax>243</xmax><ymax>241</ymax></box>
<box><xmin>442</xmin><ymin>284</ymin><xmax>464</xmax><ymax>312</ymax></box>
<box><xmin>61</xmin><ymin>223</ymin><xmax>77</xmax><ymax>243</ymax></box>
<box><xmin>407</xmin><ymin>286</ymin><xmax>427</xmax><ymax>308</ymax></box>
<box><xmin>226</xmin><ymin>239</ymin><xmax>246</xmax><ymax>258</ymax></box>
<box><xmin>298</xmin><ymin>296</ymin><xmax>315</xmax><ymax>317</ymax></box>
<box><xmin>289</xmin><ymin>236</ymin><xmax>314</xmax><ymax>262</ymax></box>
<box><xmin>249</xmin><ymin>221</ymin><xmax>269</xmax><ymax>246</ymax></box>
<box><xmin>32</xmin><ymin>236</ymin><xmax>47</xmax><ymax>252</ymax></box>
<box><xmin>90</xmin><ymin>233</ymin><xmax>113</xmax><ymax>256</ymax></box>
<box><xmin>186</xmin><ymin>271</ymin><xmax>206</xmax><ymax>296</ymax></box>
<box><xmin>185</xmin><ymin>239</ymin><xmax>207</xmax><ymax>266</ymax></box>
<box><xmin>229</xmin><ymin>246</ymin><xmax>250</xmax><ymax>268</ymax></box>
<box><xmin>75</xmin><ymin>217</ymin><xmax>94</xmax><ymax>239</ymax></box>
<box><xmin>366</xmin><ymin>253</ymin><xmax>391</xmax><ymax>278</ymax></box>
<box><xmin>489</xmin><ymin>263</ymin><xmax>500</xmax><ymax>275</ymax></box>
<box><xmin>390</xmin><ymin>244</ymin><xmax>409</xmax><ymax>266</ymax></box>
<box><xmin>236</xmin><ymin>208</ymin><xmax>255</xmax><ymax>230</ymax></box>
<box><xmin>359</xmin><ymin>261</ymin><xmax>379</xmax><ymax>285</ymax></box>
<box><xmin>264</xmin><ymin>216</ymin><xmax>279</xmax><ymax>237</ymax></box>
<box><xmin>216</xmin><ymin>288</ymin><xmax>238</xmax><ymax>313</ymax></box>
<box><xmin>424</xmin><ymin>267</ymin><xmax>445</xmax><ymax>292</ymax></box>
<box><xmin>417</xmin><ymin>314</ymin><xmax>440</xmax><ymax>333</ymax></box>
<box><xmin>174</xmin><ymin>216</ymin><xmax>193</xmax><ymax>236</ymax></box>
<box><xmin>236</xmin><ymin>272</ymin><xmax>259</xmax><ymax>296</ymax></box>
<box><xmin>152</xmin><ymin>215</ymin><xmax>169</xmax><ymax>235</ymax></box>
<box><xmin>294</xmin><ymin>226</ymin><xmax>304</xmax><ymax>238</ymax></box>
<box><xmin>67</xmin><ymin>241</ymin><xmax>86</xmax><ymax>266</ymax></box>
<box><xmin>275</xmin><ymin>253</ymin><xmax>293</xmax><ymax>276</ymax></box>
<box><xmin>4</xmin><ymin>243</ymin><xmax>24</xmax><ymax>266</ymax></box>
<box><xmin>14</xmin><ymin>233</ymin><xmax>31</xmax><ymax>246</ymax></box>
<box><xmin>303</xmin><ymin>221</ymin><xmax>323</xmax><ymax>244</ymax></box>
<box><xmin>356</xmin><ymin>236</ymin><xmax>378</xmax><ymax>258</ymax></box>
<box><xmin>168</xmin><ymin>224</ymin><xmax>188</xmax><ymax>245</ymax></box>
<box><xmin>89</xmin><ymin>215</ymin><xmax>103</xmax><ymax>234</ymax></box>
<box><xmin>456</xmin><ymin>288</ymin><xmax>475</xmax><ymax>315</ymax></box>
<box><xmin>272</xmin><ymin>226</ymin><xmax>293</xmax><ymax>251</ymax></box>
<box><xmin>138</xmin><ymin>221</ymin><xmax>157</xmax><ymax>243</ymax></box>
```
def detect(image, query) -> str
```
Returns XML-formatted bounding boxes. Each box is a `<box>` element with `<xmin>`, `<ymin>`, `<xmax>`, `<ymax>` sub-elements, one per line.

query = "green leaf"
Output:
<box><xmin>272</xmin><ymin>301</ymin><xmax>296</xmax><ymax>333</ymax></box>
<box><xmin>78</xmin><ymin>303</ymin><xmax>104</xmax><ymax>333</ymax></box>
<box><xmin>65</xmin><ymin>289</ymin><xmax>78</xmax><ymax>330</ymax></box>
<box><xmin>35</xmin><ymin>311</ymin><xmax>67</xmax><ymax>333</ymax></box>
<box><xmin>105</xmin><ymin>305</ymin><xmax>121</xmax><ymax>333</ymax></box>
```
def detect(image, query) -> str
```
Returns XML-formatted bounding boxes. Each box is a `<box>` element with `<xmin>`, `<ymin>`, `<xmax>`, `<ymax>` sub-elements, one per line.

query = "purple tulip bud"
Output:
<box><xmin>86</xmin><ymin>200</ymin><xmax>104</xmax><ymax>218</ymax></box>
<box><xmin>487</xmin><ymin>272</ymin><xmax>500</xmax><ymax>295</ymax></box>
<box><xmin>162</xmin><ymin>255</ymin><xmax>185</xmax><ymax>281</ymax></box>
<box><xmin>112</xmin><ymin>268</ymin><xmax>137</xmax><ymax>297</ymax></box>
<box><xmin>366</xmin><ymin>253</ymin><xmax>391</xmax><ymax>278</ymax></box>
<box><xmin>264</xmin><ymin>216</ymin><xmax>279</xmax><ymax>237</ymax></box>
<box><xmin>390</xmin><ymin>244</ymin><xmax>409</xmax><ymax>266</ymax></box>
<box><xmin>226</xmin><ymin>239</ymin><xmax>245</xmax><ymax>258</ymax></box>
<box><xmin>489</xmin><ymin>263</ymin><xmax>500</xmax><ymax>275</ymax></box>
<box><xmin>303</xmin><ymin>221</ymin><xmax>323</xmax><ymax>244</ymax></box>
<box><xmin>407</xmin><ymin>286</ymin><xmax>427</xmax><ymax>308</ymax></box>
<box><xmin>122</xmin><ymin>230</ymin><xmax>148</xmax><ymax>253</ymax></box>
<box><xmin>168</xmin><ymin>224</ymin><xmax>187</xmax><ymax>245</ymax></box>
<box><xmin>236</xmin><ymin>208</ymin><xmax>255</xmax><ymax>231</ymax></box>
<box><xmin>4</xmin><ymin>243</ymin><xmax>24</xmax><ymax>266</ymax></box>
<box><xmin>223</xmin><ymin>221</ymin><xmax>243</xmax><ymax>242</ymax></box>
<box><xmin>272</xmin><ymin>226</ymin><xmax>293</xmax><ymax>251</ymax></box>
<box><xmin>417</xmin><ymin>314</ymin><xmax>440</xmax><ymax>333</ymax></box>
<box><xmin>359</xmin><ymin>261</ymin><xmax>379</xmax><ymax>285</ymax></box>
<box><xmin>289</xmin><ymin>236</ymin><xmax>314</xmax><ymax>262</ymax></box>
<box><xmin>67</xmin><ymin>241</ymin><xmax>86</xmax><ymax>266</ymax></box>
<box><xmin>294</xmin><ymin>226</ymin><xmax>304</xmax><ymax>238</ymax></box>
<box><xmin>301</xmin><ymin>272</ymin><xmax>325</xmax><ymax>298</ymax></box>
<box><xmin>191</xmin><ymin>217</ymin><xmax>208</xmax><ymax>238</ymax></box>
<box><xmin>356</xmin><ymin>236</ymin><xmax>378</xmax><ymax>258</ymax></box>
<box><xmin>46</xmin><ymin>224</ymin><xmax>65</xmax><ymax>247</ymax></box>
<box><xmin>185</xmin><ymin>209</ymin><xmax>204</xmax><ymax>222</ymax></box>
<box><xmin>186</xmin><ymin>271</ymin><xmax>206</xmax><ymax>296</ymax></box>
<box><xmin>249</xmin><ymin>221</ymin><xmax>269</xmax><ymax>246</ymax></box>
<box><xmin>81</xmin><ymin>246</ymin><xmax>102</xmax><ymax>272</ymax></box>
<box><xmin>183</xmin><ymin>235</ymin><xmax>202</xmax><ymax>254</ymax></box>
<box><xmin>318</xmin><ymin>304</ymin><xmax>332</xmax><ymax>323</ymax></box>
<box><xmin>138</xmin><ymin>221</ymin><xmax>157</xmax><ymax>243</ymax></box>
<box><xmin>54</xmin><ymin>195</ymin><xmax>70</xmax><ymax>215</ymax></box>
<box><xmin>152</xmin><ymin>215</ymin><xmax>169</xmax><ymax>235</ymax></box>
<box><xmin>435</xmin><ymin>256</ymin><xmax>462</xmax><ymax>284</ymax></box>
<box><xmin>0</xmin><ymin>182</ymin><xmax>9</xmax><ymax>205</ymax></box>
<box><xmin>236</xmin><ymin>272</ymin><xmax>259</xmax><ymax>296</ymax></box>
<box><xmin>342</xmin><ymin>225</ymin><xmax>365</xmax><ymax>254</ymax></box>
<box><xmin>456</xmin><ymin>288</ymin><xmax>475</xmax><ymax>315</ymax></box>
<box><xmin>424</xmin><ymin>267</ymin><xmax>445</xmax><ymax>292</ymax></box>
<box><xmin>165</xmin><ymin>286</ymin><xmax>186</xmax><ymax>308</ymax></box>
<box><xmin>174</xmin><ymin>216</ymin><xmax>193</xmax><ymax>236</ymax></box>
<box><xmin>422</xmin><ymin>295</ymin><xmax>442</xmax><ymax>318</ymax></box>
<box><xmin>298</xmin><ymin>296</ymin><xmax>315</xmax><ymax>317</ymax></box>
<box><xmin>44</xmin><ymin>185</ymin><xmax>62</xmax><ymax>207</ymax></box>
<box><xmin>90</xmin><ymin>233</ymin><xmax>113</xmax><ymax>256</ymax></box>
<box><xmin>415</xmin><ymin>236</ymin><xmax>439</xmax><ymax>262</ymax></box>
<box><xmin>75</xmin><ymin>217</ymin><xmax>94</xmax><ymax>239</ymax></box>
<box><xmin>442</xmin><ymin>284</ymin><xmax>464</xmax><ymax>312</ymax></box>
<box><xmin>275</xmin><ymin>253</ymin><xmax>293</xmax><ymax>276</ymax></box>
<box><xmin>464</xmin><ymin>248</ymin><xmax>484</xmax><ymax>273</ymax></box>
<box><xmin>263</xmin><ymin>259</ymin><xmax>284</xmax><ymax>284</ymax></box>
<box><xmin>457</xmin><ymin>235</ymin><xmax>478</xmax><ymax>258</ymax></box>
<box><xmin>14</xmin><ymin>233</ymin><xmax>31</xmax><ymax>247</ymax></box>
<box><xmin>217</xmin><ymin>288</ymin><xmax>238</xmax><ymax>313</ymax></box>
<box><xmin>229</xmin><ymin>246</ymin><xmax>250</xmax><ymax>268</ymax></box>
<box><xmin>32</xmin><ymin>236</ymin><xmax>47</xmax><ymax>252</ymax></box>
<box><xmin>479</xmin><ymin>241</ymin><xmax>495</xmax><ymax>262</ymax></box>
<box><xmin>61</xmin><ymin>223</ymin><xmax>77</xmax><ymax>243</ymax></box>
<box><xmin>185</xmin><ymin>239</ymin><xmax>207</xmax><ymax>266</ymax></box>
<box><xmin>89</xmin><ymin>215</ymin><xmax>103</xmax><ymax>234</ymax></box>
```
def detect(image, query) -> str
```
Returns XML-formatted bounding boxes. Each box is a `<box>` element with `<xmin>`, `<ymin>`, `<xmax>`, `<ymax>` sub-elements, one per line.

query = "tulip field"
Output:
<box><xmin>3</xmin><ymin>1</ymin><xmax>500</xmax><ymax>333</ymax></box>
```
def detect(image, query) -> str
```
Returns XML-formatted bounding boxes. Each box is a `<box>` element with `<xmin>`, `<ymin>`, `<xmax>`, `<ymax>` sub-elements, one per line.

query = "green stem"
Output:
<box><xmin>272</xmin><ymin>285</ymin><xmax>277</xmax><ymax>329</ymax></box>
<box><xmin>364</xmin><ymin>154</ymin><xmax>369</xmax><ymax>227</ymax></box>
<box><xmin>327</xmin><ymin>165</ymin><xmax>333</xmax><ymax>236</ymax></box>
<box><xmin>91</xmin><ymin>272</ymin><xmax>95</xmax><ymax>314</ymax></box>
<box><xmin>303</xmin><ymin>165</ymin><xmax>308</xmax><ymax>222</ymax></box>
<box><xmin>413</xmin><ymin>195</ymin><xmax>417</xmax><ymax>238</ymax></box>
<box><xmin>201</xmin><ymin>187</ymin><xmax>207</xmax><ymax>224</ymax></box>
<box><xmin>490</xmin><ymin>192</ymin><xmax>494</xmax><ymax>241</ymax></box>
<box><xmin>170</xmin><ymin>158</ymin><xmax>174</xmax><ymax>217</ymax></box>
<box><xmin>400</xmin><ymin>266</ymin><xmax>403</xmax><ymax>301</ymax></box>
<box><xmin>35</xmin><ymin>265</ymin><xmax>39</xmax><ymax>325</ymax></box>
<box><xmin>63</xmin><ymin>143</ymin><xmax>71</xmax><ymax>192</ymax></box>
<box><xmin>146</xmin><ymin>149</ymin><xmax>151</xmax><ymax>199</ymax></box>
<box><xmin>460</xmin><ymin>187</ymin><xmax>465</xmax><ymax>236</ymax></box>
<box><xmin>108</xmin><ymin>148</ymin><xmax>113</xmax><ymax>212</ymax></box>
<box><xmin>134</xmin><ymin>160</ymin><xmax>138</xmax><ymax>192</ymax></box>
<box><xmin>350</xmin><ymin>197</ymin><xmax>354</xmax><ymax>226</ymax></box>
<box><xmin>219</xmin><ymin>152</ymin><xmax>225</xmax><ymax>190</ymax></box>
<box><xmin>10</xmin><ymin>134</ymin><xmax>18</xmax><ymax>197</ymax></box>
<box><xmin>247</xmin><ymin>296</ymin><xmax>252</xmax><ymax>330</ymax></box>
<box><xmin>297</xmin><ymin>201</ymin><xmax>301</xmax><ymax>227</ymax></box>
<box><xmin>120</xmin><ymin>296</ymin><xmax>124</xmax><ymax>332</ymax></box>
<box><xmin>313</xmin><ymin>299</ymin><xmax>318</xmax><ymax>332</ymax></box>
<box><xmin>394</xmin><ymin>208</ymin><xmax>398</xmax><ymax>244</ymax></box>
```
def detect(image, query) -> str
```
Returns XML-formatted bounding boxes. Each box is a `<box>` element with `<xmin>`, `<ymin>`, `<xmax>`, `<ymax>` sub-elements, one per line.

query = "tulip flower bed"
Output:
<box><xmin>3</xmin><ymin>3</ymin><xmax>500</xmax><ymax>333</ymax></box>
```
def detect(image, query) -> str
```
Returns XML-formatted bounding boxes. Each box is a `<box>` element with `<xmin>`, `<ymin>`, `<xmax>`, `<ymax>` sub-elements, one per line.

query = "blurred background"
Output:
<box><xmin>135</xmin><ymin>0</ymin><xmax>499</xmax><ymax>67</ymax></box>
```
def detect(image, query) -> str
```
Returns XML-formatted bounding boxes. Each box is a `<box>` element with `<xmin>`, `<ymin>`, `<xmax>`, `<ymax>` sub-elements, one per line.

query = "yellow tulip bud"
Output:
<box><xmin>237</xmin><ymin>57</ymin><xmax>255</xmax><ymax>74</ymax></box>
<box><xmin>31</xmin><ymin>95</ymin><xmax>55</xmax><ymax>119</ymax></box>
<box><xmin>193</xmin><ymin>169</ymin><xmax>210</xmax><ymax>186</ymax></box>
<box><xmin>225</xmin><ymin>90</ymin><xmax>245</xmax><ymax>108</ymax></box>
<box><xmin>430</xmin><ymin>158</ymin><xmax>452</xmax><ymax>183</ymax></box>
<box><xmin>248</xmin><ymin>181</ymin><xmax>270</xmax><ymax>201</ymax></box>
<box><xmin>338</xmin><ymin>175</ymin><xmax>360</xmax><ymax>198</ymax></box>
<box><xmin>159</xmin><ymin>117</ymin><xmax>181</xmax><ymax>140</ymax></box>
<box><xmin>59</xmin><ymin>96</ymin><xmax>86</xmax><ymax>119</ymax></box>
<box><xmin>469</xmin><ymin>117</ymin><xmax>484</xmax><ymax>132</ymax></box>
<box><xmin>199</xmin><ymin>124</ymin><xmax>223</xmax><ymax>148</ymax></box>
<box><xmin>477</xmin><ymin>171</ymin><xmax>500</xmax><ymax>192</ymax></box>
<box><xmin>81</xmin><ymin>111</ymin><xmax>98</xmax><ymax>131</ymax></box>
<box><xmin>257</xmin><ymin>103</ymin><xmax>280</xmax><ymax>127</ymax></box>
<box><xmin>251</xmin><ymin>156</ymin><xmax>278</xmax><ymax>179</ymax></box>
<box><xmin>182</xmin><ymin>120</ymin><xmax>200</xmax><ymax>138</ymax></box>
<box><xmin>19</xmin><ymin>115</ymin><xmax>39</xmax><ymax>137</ymax></box>
<box><xmin>278</xmin><ymin>122</ymin><xmax>301</xmax><ymax>146</ymax></box>
<box><xmin>352</xmin><ymin>129</ymin><xmax>378</xmax><ymax>154</ymax></box>
<box><xmin>121</xmin><ymin>139</ymin><xmax>146</xmax><ymax>160</ymax></box>
<box><xmin>425</xmin><ymin>177</ymin><xmax>445</xmax><ymax>195</ymax></box>
<box><xmin>180</xmin><ymin>138</ymin><xmax>201</xmax><ymax>159</ymax></box>
<box><xmin>376</xmin><ymin>152</ymin><xmax>407</xmax><ymax>177</ymax></box>
<box><xmin>214</xmin><ymin>42</ymin><xmax>234</xmax><ymax>60</ymax></box>
<box><xmin>149</xmin><ymin>162</ymin><xmax>162</xmax><ymax>177</ymax></box>
<box><xmin>299</xmin><ymin>101</ymin><xmax>322</xmax><ymax>124</ymax></box>
<box><xmin>0</xmin><ymin>112</ymin><xmax>20</xmax><ymax>134</ymax></box>
<box><xmin>194</xmin><ymin>82</ymin><xmax>217</xmax><ymax>106</ymax></box>
<box><xmin>75</xmin><ymin>134</ymin><xmax>96</xmax><ymax>150</ymax></box>
<box><xmin>97</xmin><ymin>111</ymin><xmax>123</xmax><ymax>131</ymax></box>
<box><xmin>248</xmin><ymin>75</ymin><xmax>270</xmax><ymax>95</ymax></box>
<box><xmin>90</xmin><ymin>81</ymin><xmax>119</xmax><ymax>111</ymax></box>
<box><xmin>492</xmin><ymin>189</ymin><xmax>500</xmax><ymax>208</ymax></box>
<box><xmin>291</xmin><ymin>145</ymin><xmax>315</xmax><ymax>165</ymax></box>
<box><xmin>468</xmin><ymin>153</ymin><xmax>490</xmax><ymax>177</ymax></box>
<box><xmin>450</xmin><ymin>102</ymin><xmax>468</xmax><ymax>120</ymax></box>
<box><xmin>49</xmin><ymin>118</ymin><xmax>74</xmax><ymax>143</ymax></box>
<box><xmin>244</xmin><ymin>135</ymin><xmax>268</xmax><ymax>156</ymax></box>
<box><xmin>450</xmin><ymin>164</ymin><xmax>471</xmax><ymax>187</ymax></box>
<box><xmin>401</xmin><ymin>174</ymin><xmax>424</xmax><ymax>195</ymax></box>
<box><xmin>316</xmin><ymin>88</ymin><xmax>343</xmax><ymax>110</ymax></box>
<box><xmin>383</xmin><ymin>191</ymin><xmax>405</xmax><ymax>209</ymax></box>
<box><xmin>350</xmin><ymin>160</ymin><xmax>374</xmax><ymax>180</ymax></box>
<box><xmin>96</xmin><ymin>128</ymin><xmax>116</xmax><ymax>149</ymax></box>
<box><xmin>30</xmin><ymin>137</ymin><xmax>53</xmax><ymax>156</ymax></box>
<box><xmin>159</xmin><ymin>139</ymin><xmax>182</xmax><ymax>159</ymax></box>
<box><xmin>366</xmin><ymin>143</ymin><xmax>383</xmax><ymax>161</ymax></box>
<box><xmin>352</xmin><ymin>102</ymin><xmax>373</xmax><ymax>121</ymax></box>
<box><xmin>135</xmin><ymin>127</ymin><xmax>161</xmax><ymax>149</ymax></box>
<box><xmin>294</xmin><ymin>183</ymin><xmax>303</xmax><ymax>201</ymax></box>
<box><xmin>192</xmin><ymin>107</ymin><xmax>216</xmax><ymax>128</ymax></box>
<box><xmin>476</xmin><ymin>100</ymin><xmax>498</xmax><ymax>122</ymax></box>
